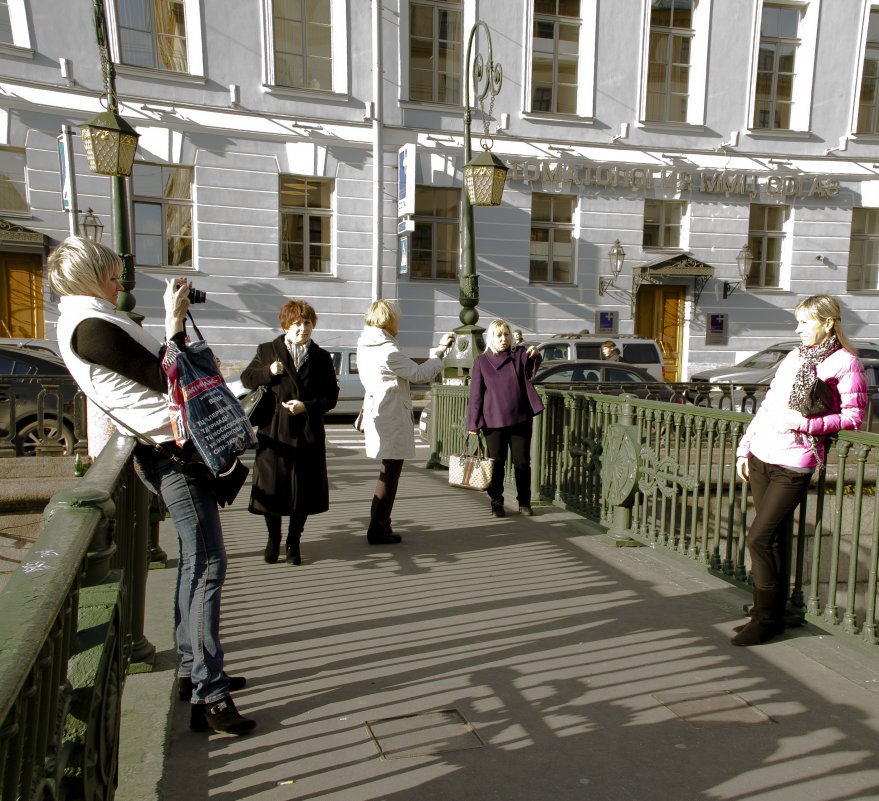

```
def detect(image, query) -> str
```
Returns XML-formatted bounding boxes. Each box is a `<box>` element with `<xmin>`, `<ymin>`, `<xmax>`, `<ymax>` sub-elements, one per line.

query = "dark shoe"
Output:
<box><xmin>178</xmin><ymin>673</ymin><xmax>246</xmax><ymax>701</ymax></box>
<box><xmin>732</xmin><ymin>621</ymin><xmax>751</xmax><ymax>633</ymax></box>
<box><xmin>491</xmin><ymin>501</ymin><xmax>505</xmax><ymax>518</ymax></box>
<box><xmin>202</xmin><ymin>695</ymin><xmax>256</xmax><ymax>735</ymax></box>
<box><xmin>367</xmin><ymin>531</ymin><xmax>402</xmax><ymax>545</ymax></box>
<box><xmin>264</xmin><ymin>538</ymin><xmax>280</xmax><ymax>564</ymax></box>
<box><xmin>730</xmin><ymin>621</ymin><xmax>783</xmax><ymax>647</ymax></box>
<box><xmin>518</xmin><ymin>506</ymin><xmax>533</xmax><ymax>516</ymax></box>
<box><xmin>285</xmin><ymin>545</ymin><xmax>302</xmax><ymax>565</ymax></box>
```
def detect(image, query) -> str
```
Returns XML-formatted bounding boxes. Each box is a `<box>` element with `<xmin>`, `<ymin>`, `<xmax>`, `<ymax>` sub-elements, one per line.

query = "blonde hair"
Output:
<box><xmin>796</xmin><ymin>294</ymin><xmax>858</xmax><ymax>355</ymax></box>
<box><xmin>48</xmin><ymin>236</ymin><xmax>121</xmax><ymax>298</ymax></box>
<box><xmin>485</xmin><ymin>319</ymin><xmax>512</xmax><ymax>354</ymax></box>
<box><xmin>364</xmin><ymin>299</ymin><xmax>399</xmax><ymax>334</ymax></box>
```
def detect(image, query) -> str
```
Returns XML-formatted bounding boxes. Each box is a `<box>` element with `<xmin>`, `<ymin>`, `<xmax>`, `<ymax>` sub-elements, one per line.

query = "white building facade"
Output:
<box><xmin>1</xmin><ymin>0</ymin><xmax>879</xmax><ymax>379</ymax></box>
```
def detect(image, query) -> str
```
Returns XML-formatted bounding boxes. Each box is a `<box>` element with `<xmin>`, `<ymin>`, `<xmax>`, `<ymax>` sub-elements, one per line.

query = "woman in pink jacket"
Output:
<box><xmin>733</xmin><ymin>295</ymin><xmax>867</xmax><ymax>646</ymax></box>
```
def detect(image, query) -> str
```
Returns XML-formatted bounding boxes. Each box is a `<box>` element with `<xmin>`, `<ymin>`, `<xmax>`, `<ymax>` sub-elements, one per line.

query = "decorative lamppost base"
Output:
<box><xmin>443</xmin><ymin>324</ymin><xmax>485</xmax><ymax>383</ymax></box>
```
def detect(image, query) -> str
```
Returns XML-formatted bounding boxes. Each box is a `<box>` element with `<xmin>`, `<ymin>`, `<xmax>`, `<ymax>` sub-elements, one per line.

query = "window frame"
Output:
<box><xmin>523</xmin><ymin>0</ymin><xmax>596</xmax><ymax>119</ymax></box>
<box><xmin>260</xmin><ymin>0</ymin><xmax>348</xmax><ymax>96</ymax></box>
<box><xmin>643</xmin><ymin>0</ymin><xmax>698</xmax><ymax>125</ymax></box>
<box><xmin>0</xmin><ymin>0</ymin><xmax>31</xmax><ymax>51</ymax></box>
<box><xmin>746</xmin><ymin>0</ymin><xmax>819</xmax><ymax>134</ymax></box>
<box><xmin>0</xmin><ymin>146</ymin><xmax>29</xmax><ymax>216</ymax></box>
<box><xmin>407</xmin><ymin>0</ymin><xmax>463</xmax><ymax>105</ymax></box>
<box><xmin>746</xmin><ymin>203</ymin><xmax>789</xmax><ymax>289</ymax></box>
<box><xmin>642</xmin><ymin>198</ymin><xmax>685</xmax><ymax>249</ymax></box>
<box><xmin>131</xmin><ymin>163</ymin><xmax>195</xmax><ymax>271</ymax></box>
<box><xmin>854</xmin><ymin>5</ymin><xmax>879</xmax><ymax>136</ymax></box>
<box><xmin>278</xmin><ymin>175</ymin><xmax>335</xmax><ymax>276</ymax></box>
<box><xmin>529</xmin><ymin>192</ymin><xmax>576</xmax><ymax>284</ymax></box>
<box><xmin>847</xmin><ymin>207</ymin><xmax>879</xmax><ymax>292</ymax></box>
<box><xmin>106</xmin><ymin>0</ymin><xmax>203</xmax><ymax>77</ymax></box>
<box><xmin>410</xmin><ymin>186</ymin><xmax>460</xmax><ymax>281</ymax></box>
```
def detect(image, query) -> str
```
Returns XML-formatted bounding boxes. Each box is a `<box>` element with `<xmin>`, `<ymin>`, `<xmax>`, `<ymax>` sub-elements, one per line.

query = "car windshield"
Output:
<box><xmin>736</xmin><ymin>349</ymin><xmax>790</xmax><ymax>369</ymax></box>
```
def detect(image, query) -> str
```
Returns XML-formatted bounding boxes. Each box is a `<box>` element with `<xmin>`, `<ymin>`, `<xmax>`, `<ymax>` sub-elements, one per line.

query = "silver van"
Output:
<box><xmin>533</xmin><ymin>336</ymin><xmax>665</xmax><ymax>380</ymax></box>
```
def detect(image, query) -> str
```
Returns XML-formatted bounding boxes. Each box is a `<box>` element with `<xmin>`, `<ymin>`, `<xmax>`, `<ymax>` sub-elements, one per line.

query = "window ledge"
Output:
<box><xmin>399</xmin><ymin>100</ymin><xmax>462</xmax><ymax>112</ymax></box>
<box><xmin>136</xmin><ymin>265</ymin><xmax>198</xmax><ymax>273</ymax></box>
<box><xmin>637</xmin><ymin>121</ymin><xmax>706</xmax><ymax>134</ymax></box>
<box><xmin>0</xmin><ymin>43</ymin><xmax>33</xmax><ymax>58</ymax></box>
<box><xmin>279</xmin><ymin>271</ymin><xmax>339</xmax><ymax>279</ymax></box>
<box><xmin>529</xmin><ymin>281</ymin><xmax>576</xmax><ymax>287</ymax></box>
<box><xmin>742</xmin><ymin>287</ymin><xmax>793</xmax><ymax>295</ymax></box>
<box><xmin>745</xmin><ymin>128</ymin><xmax>812</xmax><ymax>140</ymax></box>
<box><xmin>262</xmin><ymin>84</ymin><xmax>350</xmax><ymax>104</ymax></box>
<box><xmin>115</xmin><ymin>64</ymin><xmax>205</xmax><ymax>84</ymax></box>
<box><xmin>521</xmin><ymin>112</ymin><xmax>595</xmax><ymax>126</ymax></box>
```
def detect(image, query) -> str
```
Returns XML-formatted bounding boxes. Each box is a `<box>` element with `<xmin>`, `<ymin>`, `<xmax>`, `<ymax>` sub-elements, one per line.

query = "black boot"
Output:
<box><xmin>285</xmin><ymin>543</ymin><xmax>302</xmax><ymax>565</ymax></box>
<box><xmin>730</xmin><ymin>589</ymin><xmax>783</xmax><ymax>646</ymax></box>
<box><xmin>263</xmin><ymin>537</ymin><xmax>280</xmax><ymax>564</ymax></box>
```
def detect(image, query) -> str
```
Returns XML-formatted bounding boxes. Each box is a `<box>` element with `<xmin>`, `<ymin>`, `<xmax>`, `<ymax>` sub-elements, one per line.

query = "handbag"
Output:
<box><xmin>240</xmin><ymin>384</ymin><xmax>273</xmax><ymax>428</ymax></box>
<box><xmin>448</xmin><ymin>434</ymin><xmax>494</xmax><ymax>491</ymax></box>
<box><xmin>800</xmin><ymin>378</ymin><xmax>840</xmax><ymax>417</ymax></box>
<box><xmin>163</xmin><ymin>317</ymin><xmax>257</xmax><ymax>474</ymax></box>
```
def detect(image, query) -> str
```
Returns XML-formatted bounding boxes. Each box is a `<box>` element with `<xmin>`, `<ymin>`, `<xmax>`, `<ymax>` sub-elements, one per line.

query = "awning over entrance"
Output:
<box><xmin>0</xmin><ymin>219</ymin><xmax>48</xmax><ymax>253</ymax></box>
<box><xmin>634</xmin><ymin>251</ymin><xmax>715</xmax><ymax>305</ymax></box>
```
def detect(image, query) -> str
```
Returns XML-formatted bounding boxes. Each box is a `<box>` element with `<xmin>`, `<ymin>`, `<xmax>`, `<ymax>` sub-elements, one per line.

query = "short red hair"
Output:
<box><xmin>279</xmin><ymin>299</ymin><xmax>317</xmax><ymax>329</ymax></box>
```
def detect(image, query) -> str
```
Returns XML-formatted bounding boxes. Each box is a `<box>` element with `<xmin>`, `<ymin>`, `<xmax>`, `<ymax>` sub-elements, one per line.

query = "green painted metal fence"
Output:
<box><xmin>428</xmin><ymin>384</ymin><xmax>879</xmax><ymax>652</ymax></box>
<box><xmin>0</xmin><ymin>432</ymin><xmax>152</xmax><ymax>801</ymax></box>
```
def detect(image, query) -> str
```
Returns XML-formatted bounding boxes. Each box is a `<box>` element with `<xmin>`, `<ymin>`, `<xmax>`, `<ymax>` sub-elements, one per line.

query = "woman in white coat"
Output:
<box><xmin>357</xmin><ymin>300</ymin><xmax>453</xmax><ymax>545</ymax></box>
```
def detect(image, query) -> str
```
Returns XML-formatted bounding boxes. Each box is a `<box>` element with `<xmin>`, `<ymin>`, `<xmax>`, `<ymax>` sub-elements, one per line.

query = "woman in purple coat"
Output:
<box><xmin>467</xmin><ymin>319</ymin><xmax>544</xmax><ymax>517</ymax></box>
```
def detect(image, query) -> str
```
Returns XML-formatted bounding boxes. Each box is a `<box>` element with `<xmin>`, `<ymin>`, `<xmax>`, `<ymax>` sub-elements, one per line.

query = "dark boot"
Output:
<box><xmin>202</xmin><ymin>696</ymin><xmax>256</xmax><ymax>735</ymax></box>
<box><xmin>263</xmin><ymin>537</ymin><xmax>280</xmax><ymax>564</ymax></box>
<box><xmin>730</xmin><ymin>589</ymin><xmax>783</xmax><ymax>646</ymax></box>
<box><xmin>490</xmin><ymin>499</ymin><xmax>505</xmax><ymax>517</ymax></box>
<box><xmin>285</xmin><ymin>543</ymin><xmax>302</xmax><ymax>565</ymax></box>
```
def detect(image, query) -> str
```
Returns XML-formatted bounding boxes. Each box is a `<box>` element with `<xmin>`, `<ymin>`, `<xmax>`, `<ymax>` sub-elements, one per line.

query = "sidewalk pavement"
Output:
<box><xmin>119</xmin><ymin>425</ymin><xmax>879</xmax><ymax>801</ymax></box>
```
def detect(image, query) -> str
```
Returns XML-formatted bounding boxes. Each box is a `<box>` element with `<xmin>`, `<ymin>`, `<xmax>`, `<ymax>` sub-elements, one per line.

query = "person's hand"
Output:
<box><xmin>283</xmin><ymin>399</ymin><xmax>305</xmax><ymax>415</ymax></box>
<box><xmin>467</xmin><ymin>430</ymin><xmax>480</xmax><ymax>436</ymax></box>
<box><xmin>164</xmin><ymin>278</ymin><xmax>190</xmax><ymax>339</ymax></box>
<box><xmin>270</xmin><ymin>360</ymin><xmax>285</xmax><ymax>376</ymax></box>
<box><xmin>440</xmin><ymin>333</ymin><xmax>455</xmax><ymax>349</ymax></box>
<box><xmin>526</xmin><ymin>345</ymin><xmax>539</xmax><ymax>359</ymax></box>
<box><xmin>736</xmin><ymin>456</ymin><xmax>749</xmax><ymax>482</ymax></box>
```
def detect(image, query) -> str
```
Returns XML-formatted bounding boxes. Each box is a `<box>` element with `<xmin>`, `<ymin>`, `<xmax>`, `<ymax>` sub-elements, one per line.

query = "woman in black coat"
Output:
<box><xmin>241</xmin><ymin>299</ymin><xmax>339</xmax><ymax>565</ymax></box>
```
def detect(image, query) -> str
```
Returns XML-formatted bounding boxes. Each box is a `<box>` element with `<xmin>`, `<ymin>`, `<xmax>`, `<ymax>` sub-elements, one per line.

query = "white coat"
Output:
<box><xmin>356</xmin><ymin>326</ymin><xmax>443</xmax><ymax>460</ymax></box>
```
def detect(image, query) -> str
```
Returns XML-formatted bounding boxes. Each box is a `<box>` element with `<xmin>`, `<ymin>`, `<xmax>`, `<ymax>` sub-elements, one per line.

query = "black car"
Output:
<box><xmin>532</xmin><ymin>359</ymin><xmax>682</xmax><ymax>402</ymax></box>
<box><xmin>0</xmin><ymin>344</ymin><xmax>82</xmax><ymax>456</ymax></box>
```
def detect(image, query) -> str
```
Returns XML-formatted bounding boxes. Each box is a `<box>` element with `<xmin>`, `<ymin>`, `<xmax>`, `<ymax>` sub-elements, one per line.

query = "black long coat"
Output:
<box><xmin>240</xmin><ymin>336</ymin><xmax>339</xmax><ymax>516</ymax></box>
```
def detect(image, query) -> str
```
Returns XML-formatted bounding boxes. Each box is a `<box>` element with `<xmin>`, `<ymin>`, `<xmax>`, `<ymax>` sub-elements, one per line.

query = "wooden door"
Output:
<box><xmin>0</xmin><ymin>253</ymin><xmax>44</xmax><ymax>338</ymax></box>
<box><xmin>634</xmin><ymin>284</ymin><xmax>684</xmax><ymax>381</ymax></box>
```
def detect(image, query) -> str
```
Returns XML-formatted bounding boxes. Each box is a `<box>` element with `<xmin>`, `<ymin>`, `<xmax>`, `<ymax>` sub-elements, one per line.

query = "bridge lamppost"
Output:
<box><xmin>444</xmin><ymin>20</ymin><xmax>508</xmax><ymax>380</ymax></box>
<box><xmin>80</xmin><ymin>0</ymin><xmax>141</xmax><ymax>322</ymax></box>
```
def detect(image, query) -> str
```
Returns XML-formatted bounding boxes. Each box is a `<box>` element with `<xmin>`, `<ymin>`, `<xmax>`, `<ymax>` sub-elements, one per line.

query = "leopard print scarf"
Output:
<box><xmin>788</xmin><ymin>335</ymin><xmax>840</xmax><ymax>465</ymax></box>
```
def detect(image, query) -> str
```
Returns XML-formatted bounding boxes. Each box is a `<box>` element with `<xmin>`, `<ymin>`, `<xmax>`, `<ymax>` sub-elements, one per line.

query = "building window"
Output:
<box><xmin>753</xmin><ymin>3</ymin><xmax>800</xmax><ymax>130</ymax></box>
<box><xmin>530</xmin><ymin>0</ymin><xmax>580</xmax><ymax>114</ymax></box>
<box><xmin>858</xmin><ymin>10</ymin><xmax>879</xmax><ymax>134</ymax></box>
<box><xmin>0</xmin><ymin>148</ymin><xmax>28</xmax><ymax>215</ymax></box>
<box><xmin>747</xmin><ymin>204</ymin><xmax>787</xmax><ymax>288</ymax></box>
<box><xmin>117</xmin><ymin>0</ymin><xmax>188</xmax><ymax>72</ymax></box>
<box><xmin>847</xmin><ymin>208</ymin><xmax>879</xmax><ymax>291</ymax></box>
<box><xmin>132</xmin><ymin>164</ymin><xmax>193</xmax><ymax>268</ymax></box>
<box><xmin>643</xmin><ymin>199</ymin><xmax>684</xmax><ymax>248</ymax></box>
<box><xmin>411</xmin><ymin>187</ymin><xmax>459</xmax><ymax>280</ymax></box>
<box><xmin>530</xmin><ymin>193</ymin><xmax>574</xmax><ymax>283</ymax></box>
<box><xmin>0</xmin><ymin>2</ymin><xmax>12</xmax><ymax>44</ymax></box>
<box><xmin>409</xmin><ymin>0</ymin><xmax>462</xmax><ymax>103</ymax></box>
<box><xmin>279</xmin><ymin>176</ymin><xmax>333</xmax><ymax>274</ymax></box>
<box><xmin>645</xmin><ymin>0</ymin><xmax>694</xmax><ymax>123</ymax></box>
<box><xmin>272</xmin><ymin>0</ymin><xmax>332</xmax><ymax>90</ymax></box>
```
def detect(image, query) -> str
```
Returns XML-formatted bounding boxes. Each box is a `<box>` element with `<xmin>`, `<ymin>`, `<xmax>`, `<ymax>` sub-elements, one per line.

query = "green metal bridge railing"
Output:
<box><xmin>0</xmin><ymin>431</ymin><xmax>152</xmax><ymax>801</ymax></box>
<box><xmin>427</xmin><ymin>384</ymin><xmax>879</xmax><ymax>653</ymax></box>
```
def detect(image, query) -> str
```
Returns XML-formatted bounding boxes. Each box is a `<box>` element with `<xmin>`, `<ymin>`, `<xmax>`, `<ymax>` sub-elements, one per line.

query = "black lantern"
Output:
<box><xmin>724</xmin><ymin>243</ymin><xmax>753</xmax><ymax>299</ymax></box>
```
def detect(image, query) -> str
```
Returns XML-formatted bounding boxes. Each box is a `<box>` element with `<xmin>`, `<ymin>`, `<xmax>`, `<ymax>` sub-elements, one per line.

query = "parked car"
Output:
<box><xmin>226</xmin><ymin>345</ymin><xmax>364</xmax><ymax>417</ymax></box>
<box><xmin>534</xmin><ymin>335</ymin><xmax>665</xmax><ymax>380</ymax></box>
<box><xmin>418</xmin><ymin>359</ymin><xmax>680</xmax><ymax>439</ymax></box>
<box><xmin>0</xmin><ymin>344</ymin><xmax>81</xmax><ymax>456</ymax></box>
<box><xmin>0</xmin><ymin>337</ymin><xmax>61</xmax><ymax>358</ymax></box>
<box><xmin>691</xmin><ymin>340</ymin><xmax>879</xmax><ymax>385</ymax></box>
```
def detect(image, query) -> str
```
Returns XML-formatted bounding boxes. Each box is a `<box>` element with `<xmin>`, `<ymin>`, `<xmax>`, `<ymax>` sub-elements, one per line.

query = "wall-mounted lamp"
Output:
<box><xmin>598</xmin><ymin>239</ymin><xmax>626</xmax><ymax>295</ymax></box>
<box><xmin>611</xmin><ymin>122</ymin><xmax>629</xmax><ymax>143</ymax></box>
<box><xmin>717</xmin><ymin>131</ymin><xmax>739</xmax><ymax>152</ymax></box>
<box><xmin>59</xmin><ymin>57</ymin><xmax>74</xmax><ymax>85</ymax></box>
<box><xmin>229</xmin><ymin>84</ymin><xmax>240</xmax><ymax>108</ymax></box>
<box><xmin>723</xmin><ymin>244</ymin><xmax>753</xmax><ymax>299</ymax></box>
<box><xmin>79</xmin><ymin>208</ymin><xmax>104</xmax><ymax>242</ymax></box>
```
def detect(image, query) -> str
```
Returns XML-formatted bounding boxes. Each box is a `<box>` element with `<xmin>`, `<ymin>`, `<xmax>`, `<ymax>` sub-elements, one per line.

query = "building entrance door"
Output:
<box><xmin>634</xmin><ymin>284</ymin><xmax>684</xmax><ymax>381</ymax></box>
<box><xmin>0</xmin><ymin>252</ymin><xmax>44</xmax><ymax>338</ymax></box>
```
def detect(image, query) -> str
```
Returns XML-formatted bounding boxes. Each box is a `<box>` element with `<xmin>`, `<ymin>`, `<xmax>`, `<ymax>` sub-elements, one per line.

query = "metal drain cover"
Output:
<box><xmin>653</xmin><ymin>690</ymin><xmax>775</xmax><ymax>727</ymax></box>
<box><xmin>366</xmin><ymin>709</ymin><xmax>486</xmax><ymax>758</ymax></box>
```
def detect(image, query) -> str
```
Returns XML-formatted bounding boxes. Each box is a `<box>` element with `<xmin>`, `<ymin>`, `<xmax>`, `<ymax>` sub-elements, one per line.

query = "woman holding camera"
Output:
<box><xmin>49</xmin><ymin>237</ymin><xmax>255</xmax><ymax>735</ymax></box>
<box><xmin>733</xmin><ymin>295</ymin><xmax>866</xmax><ymax>646</ymax></box>
<box><xmin>241</xmin><ymin>299</ymin><xmax>339</xmax><ymax>565</ymax></box>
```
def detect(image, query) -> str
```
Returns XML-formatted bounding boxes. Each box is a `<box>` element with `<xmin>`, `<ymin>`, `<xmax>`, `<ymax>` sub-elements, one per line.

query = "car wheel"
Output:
<box><xmin>17</xmin><ymin>418</ymin><xmax>75</xmax><ymax>456</ymax></box>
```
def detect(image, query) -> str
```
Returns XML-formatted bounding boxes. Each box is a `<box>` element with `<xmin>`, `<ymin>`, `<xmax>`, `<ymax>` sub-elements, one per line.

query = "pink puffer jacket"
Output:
<box><xmin>737</xmin><ymin>346</ymin><xmax>867</xmax><ymax>469</ymax></box>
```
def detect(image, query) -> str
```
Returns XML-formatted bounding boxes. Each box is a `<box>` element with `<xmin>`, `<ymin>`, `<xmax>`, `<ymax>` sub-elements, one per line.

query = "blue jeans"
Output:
<box><xmin>135</xmin><ymin>446</ymin><xmax>230</xmax><ymax>704</ymax></box>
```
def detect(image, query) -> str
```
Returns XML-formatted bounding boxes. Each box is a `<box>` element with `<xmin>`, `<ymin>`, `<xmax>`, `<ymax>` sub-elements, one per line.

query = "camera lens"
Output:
<box><xmin>188</xmin><ymin>287</ymin><xmax>207</xmax><ymax>304</ymax></box>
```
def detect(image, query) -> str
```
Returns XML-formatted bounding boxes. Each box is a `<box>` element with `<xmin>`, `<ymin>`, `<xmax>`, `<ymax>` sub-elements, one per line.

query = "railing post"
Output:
<box><xmin>128</xmin><ymin>481</ymin><xmax>156</xmax><ymax>665</ymax></box>
<box><xmin>602</xmin><ymin>395</ymin><xmax>641</xmax><ymax>546</ymax></box>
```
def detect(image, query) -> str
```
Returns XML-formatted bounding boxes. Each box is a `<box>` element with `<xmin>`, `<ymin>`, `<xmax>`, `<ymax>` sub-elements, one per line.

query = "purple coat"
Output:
<box><xmin>467</xmin><ymin>347</ymin><xmax>544</xmax><ymax>431</ymax></box>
